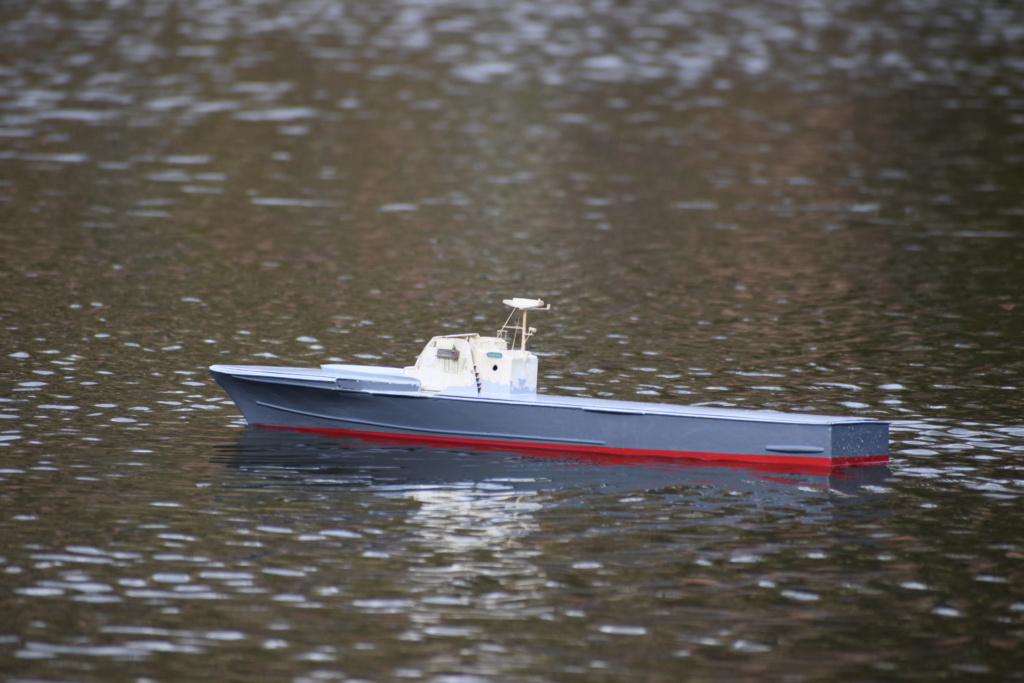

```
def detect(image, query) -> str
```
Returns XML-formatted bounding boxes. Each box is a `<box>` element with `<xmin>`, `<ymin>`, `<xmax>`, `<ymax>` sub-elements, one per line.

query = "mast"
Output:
<box><xmin>521</xmin><ymin>308</ymin><xmax>528</xmax><ymax>351</ymax></box>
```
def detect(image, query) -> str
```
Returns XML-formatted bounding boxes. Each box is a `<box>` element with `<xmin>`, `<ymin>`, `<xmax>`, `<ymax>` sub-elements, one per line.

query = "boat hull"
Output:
<box><xmin>210</xmin><ymin>364</ymin><xmax>889</xmax><ymax>470</ymax></box>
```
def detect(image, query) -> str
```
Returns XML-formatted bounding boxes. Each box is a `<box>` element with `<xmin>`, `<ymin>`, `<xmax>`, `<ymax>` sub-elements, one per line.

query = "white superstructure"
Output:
<box><xmin>403</xmin><ymin>298</ymin><xmax>548</xmax><ymax>395</ymax></box>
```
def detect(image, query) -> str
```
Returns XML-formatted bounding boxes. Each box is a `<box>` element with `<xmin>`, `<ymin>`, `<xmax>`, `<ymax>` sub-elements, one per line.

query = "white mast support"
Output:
<box><xmin>500</xmin><ymin>298</ymin><xmax>549</xmax><ymax>351</ymax></box>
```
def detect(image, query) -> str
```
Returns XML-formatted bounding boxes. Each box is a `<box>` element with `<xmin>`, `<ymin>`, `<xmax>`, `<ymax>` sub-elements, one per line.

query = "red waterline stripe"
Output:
<box><xmin>254</xmin><ymin>423</ymin><xmax>889</xmax><ymax>471</ymax></box>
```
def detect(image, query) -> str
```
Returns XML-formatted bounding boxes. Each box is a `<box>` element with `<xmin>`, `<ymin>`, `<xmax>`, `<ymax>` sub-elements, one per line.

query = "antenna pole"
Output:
<box><xmin>521</xmin><ymin>309</ymin><xmax>527</xmax><ymax>351</ymax></box>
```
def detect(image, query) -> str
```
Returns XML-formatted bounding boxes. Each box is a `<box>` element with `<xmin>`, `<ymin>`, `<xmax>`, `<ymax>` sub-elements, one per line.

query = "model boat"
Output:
<box><xmin>210</xmin><ymin>298</ymin><xmax>889</xmax><ymax>470</ymax></box>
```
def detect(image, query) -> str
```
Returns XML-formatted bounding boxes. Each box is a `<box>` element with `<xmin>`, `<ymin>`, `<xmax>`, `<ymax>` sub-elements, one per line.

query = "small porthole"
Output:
<box><xmin>492</xmin><ymin>365</ymin><xmax>498</xmax><ymax>372</ymax></box>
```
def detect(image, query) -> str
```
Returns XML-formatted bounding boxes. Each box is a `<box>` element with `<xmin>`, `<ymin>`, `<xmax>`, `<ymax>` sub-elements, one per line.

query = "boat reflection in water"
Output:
<box><xmin>214</xmin><ymin>426</ymin><xmax>893</xmax><ymax>509</ymax></box>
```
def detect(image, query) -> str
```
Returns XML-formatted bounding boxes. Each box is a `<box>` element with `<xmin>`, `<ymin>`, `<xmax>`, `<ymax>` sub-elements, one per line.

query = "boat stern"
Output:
<box><xmin>831</xmin><ymin>420</ymin><xmax>890</xmax><ymax>465</ymax></box>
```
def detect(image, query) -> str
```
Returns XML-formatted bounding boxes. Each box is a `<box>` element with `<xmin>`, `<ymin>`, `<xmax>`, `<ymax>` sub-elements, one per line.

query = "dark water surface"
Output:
<box><xmin>2</xmin><ymin>1</ymin><xmax>1024</xmax><ymax>681</ymax></box>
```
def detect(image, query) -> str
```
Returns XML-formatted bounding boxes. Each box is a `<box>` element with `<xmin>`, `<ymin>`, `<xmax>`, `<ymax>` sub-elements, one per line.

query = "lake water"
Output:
<box><xmin>2</xmin><ymin>1</ymin><xmax>1023</xmax><ymax>681</ymax></box>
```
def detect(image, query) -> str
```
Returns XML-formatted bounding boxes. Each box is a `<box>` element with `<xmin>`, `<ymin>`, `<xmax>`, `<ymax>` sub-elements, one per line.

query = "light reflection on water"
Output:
<box><xmin>2</xmin><ymin>0</ymin><xmax>1024</xmax><ymax>680</ymax></box>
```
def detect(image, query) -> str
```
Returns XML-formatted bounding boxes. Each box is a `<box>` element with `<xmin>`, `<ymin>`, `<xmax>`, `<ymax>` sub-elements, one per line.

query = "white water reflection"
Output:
<box><xmin>375</xmin><ymin>482</ymin><xmax>552</xmax><ymax>627</ymax></box>
<box><xmin>401</xmin><ymin>483</ymin><xmax>542</xmax><ymax>550</ymax></box>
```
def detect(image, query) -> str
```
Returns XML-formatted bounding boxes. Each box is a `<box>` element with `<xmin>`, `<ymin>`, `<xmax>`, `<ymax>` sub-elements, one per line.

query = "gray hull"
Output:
<box><xmin>210</xmin><ymin>364</ymin><xmax>889</xmax><ymax>470</ymax></box>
